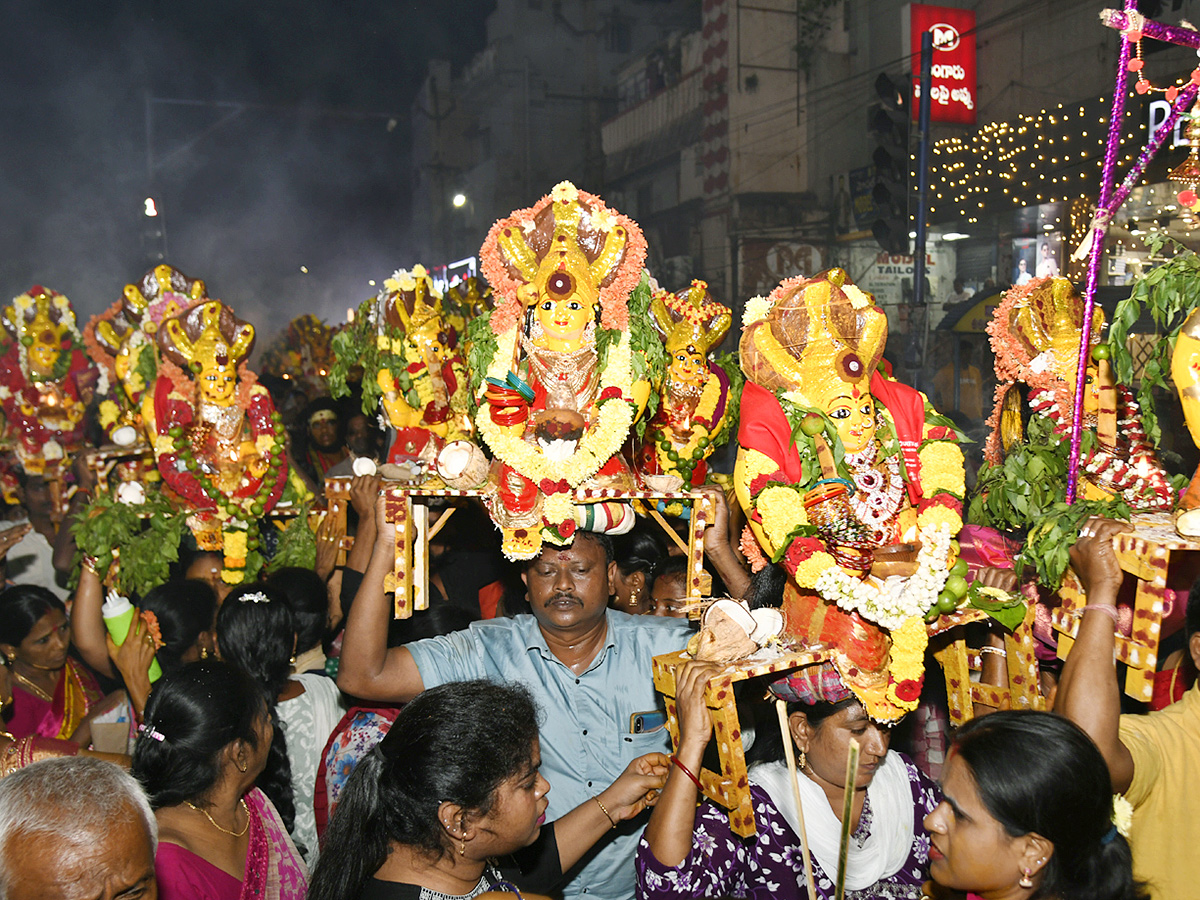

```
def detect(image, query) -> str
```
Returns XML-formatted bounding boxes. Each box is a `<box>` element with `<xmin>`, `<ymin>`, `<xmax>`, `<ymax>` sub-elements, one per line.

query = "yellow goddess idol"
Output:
<box><xmin>143</xmin><ymin>301</ymin><xmax>289</xmax><ymax>583</ymax></box>
<box><xmin>0</xmin><ymin>287</ymin><xmax>94</xmax><ymax>474</ymax></box>
<box><xmin>476</xmin><ymin>181</ymin><xmax>656</xmax><ymax>559</ymax></box>
<box><xmin>735</xmin><ymin>268</ymin><xmax>966</xmax><ymax>720</ymax></box>
<box><xmin>635</xmin><ymin>280</ymin><xmax>736</xmax><ymax>488</ymax></box>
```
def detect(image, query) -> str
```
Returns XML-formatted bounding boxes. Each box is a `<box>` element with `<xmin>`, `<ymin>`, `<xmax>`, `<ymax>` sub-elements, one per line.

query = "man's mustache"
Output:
<box><xmin>546</xmin><ymin>592</ymin><xmax>583</xmax><ymax>604</ymax></box>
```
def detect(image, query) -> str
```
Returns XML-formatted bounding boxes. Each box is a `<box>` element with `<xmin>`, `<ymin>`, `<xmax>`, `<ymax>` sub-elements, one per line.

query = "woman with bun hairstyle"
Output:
<box><xmin>71</xmin><ymin>570</ymin><xmax>218</xmax><ymax>716</ymax></box>
<box><xmin>217</xmin><ymin>584</ymin><xmax>345</xmax><ymax>863</ymax></box>
<box><xmin>924</xmin><ymin>710</ymin><xmax>1147</xmax><ymax>900</ymax></box>
<box><xmin>133</xmin><ymin>659</ymin><xmax>307</xmax><ymax>899</ymax></box>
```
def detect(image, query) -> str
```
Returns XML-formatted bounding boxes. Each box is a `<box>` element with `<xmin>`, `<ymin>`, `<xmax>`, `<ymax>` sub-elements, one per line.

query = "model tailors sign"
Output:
<box><xmin>907</xmin><ymin>4</ymin><xmax>976</xmax><ymax>126</ymax></box>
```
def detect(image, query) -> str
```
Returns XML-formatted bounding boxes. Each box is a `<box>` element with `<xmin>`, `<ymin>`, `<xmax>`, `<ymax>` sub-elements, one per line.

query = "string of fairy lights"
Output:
<box><xmin>929</xmin><ymin>93</ymin><xmax>1149</xmax><ymax>224</ymax></box>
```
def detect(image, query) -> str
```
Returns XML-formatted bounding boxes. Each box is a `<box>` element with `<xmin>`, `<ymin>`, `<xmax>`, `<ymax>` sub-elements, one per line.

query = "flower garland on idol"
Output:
<box><xmin>476</xmin><ymin>181</ymin><xmax>649</xmax><ymax>555</ymax></box>
<box><xmin>475</xmin><ymin>327</ymin><xmax>637</xmax><ymax>535</ymax></box>
<box><xmin>739</xmin><ymin>274</ymin><xmax>966</xmax><ymax>713</ymax></box>
<box><xmin>1028</xmin><ymin>387</ymin><xmax>1173</xmax><ymax>509</ymax></box>
<box><xmin>152</xmin><ymin>375</ymin><xmax>287</xmax><ymax>583</ymax></box>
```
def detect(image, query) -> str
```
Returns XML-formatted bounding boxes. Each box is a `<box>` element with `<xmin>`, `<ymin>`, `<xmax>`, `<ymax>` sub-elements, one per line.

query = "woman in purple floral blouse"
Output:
<box><xmin>637</xmin><ymin>661</ymin><xmax>940</xmax><ymax>900</ymax></box>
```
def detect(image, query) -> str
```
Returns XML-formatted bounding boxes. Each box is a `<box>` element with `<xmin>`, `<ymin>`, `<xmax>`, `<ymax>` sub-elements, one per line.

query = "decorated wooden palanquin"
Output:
<box><xmin>929</xmin><ymin>604</ymin><xmax>1043</xmax><ymax>726</ymax></box>
<box><xmin>651</xmin><ymin>649</ymin><xmax>830</xmax><ymax>838</ymax></box>
<box><xmin>324</xmin><ymin>476</ymin><xmax>715</xmax><ymax>617</ymax></box>
<box><xmin>1053</xmin><ymin>512</ymin><xmax>1200</xmax><ymax>702</ymax></box>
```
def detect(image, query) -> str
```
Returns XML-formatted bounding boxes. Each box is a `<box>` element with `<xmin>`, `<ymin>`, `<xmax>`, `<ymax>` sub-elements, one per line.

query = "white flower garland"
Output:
<box><xmin>475</xmin><ymin>326</ymin><xmax>636</xmax><ymax>488</ymax></box>
<box><xmin>813</xmin><ymin>524</ymin><xmax>953</xmax><ymax>631</ymax></box>
<box><xmin>742</xmin><ymin>294</ymin><xmax>773</xmax><ymax>329</ymax></box>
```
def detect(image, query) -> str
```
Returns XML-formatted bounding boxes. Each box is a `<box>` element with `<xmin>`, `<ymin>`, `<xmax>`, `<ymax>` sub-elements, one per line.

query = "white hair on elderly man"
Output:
<box><xmin>0</xmin><ymin>757</ymin><xmax>157</xmax><ymax>898</ymax></box>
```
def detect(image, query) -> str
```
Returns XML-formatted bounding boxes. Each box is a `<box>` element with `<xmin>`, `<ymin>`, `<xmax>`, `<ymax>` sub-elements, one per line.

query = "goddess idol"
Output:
<box><xmin>373</xmin><ymin>265</ymin><xmax>473</xmax><ymax>463</ymax></box>
<box><xmin>0</xmin><ymin>287</ymin><xmax>94</xmax><ymax>475</ymax></box>
<box><xmin>476</xmin><ymin>181</ymin><xmax>657</xmax><ymax>559</ymax></box>
<box><xmin>84</xmin><ymin>264</ymin><xmax>209</xmax><ymax>447</ymax></box>
<box><xmin>142</xmin><ymin>301</ymin><xmax>289</xmax><ymax>584</ymax></box>
<box><xmin>735</xmin><ymin>269</ymin><xmax>966</xmax><ymax>720</ymax></box>
<box><xmin>634</xmin><ymin>280</ymin><xmax>737</xmax><ymax>489</ymax></box>
<box><xmin>984</xmin><ymin>275</ymin><xmax>1173</xmax><ymax>513</ymax></box>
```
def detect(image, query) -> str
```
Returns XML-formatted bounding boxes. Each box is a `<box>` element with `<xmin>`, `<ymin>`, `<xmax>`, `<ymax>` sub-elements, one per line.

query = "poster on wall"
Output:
<box><xmin>740</xmin><ymin>240</ymin><xmax>826</xmax><ymax>297</ymax></box>
<box><xmin>848</xmin><ymin>243</ymin><xmax>956</xmax><ymax>318</ymax></box>
<box><xmin>1035</xmin><ymin>233</ymin><xmax>1062</xmax><ymax>278</ymax></box>
<box><xmin>1011</xmin><ymin>236</ymin><xmax>1059</xmax><ymax>285</ymax></box>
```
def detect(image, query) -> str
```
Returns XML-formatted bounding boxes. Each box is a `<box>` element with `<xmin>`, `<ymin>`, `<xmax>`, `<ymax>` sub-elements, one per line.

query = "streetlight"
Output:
<box><xmin>452</xmin><ymin>193</ymin><xmax>467</xmax><ymax>208</ymax></box>
<box><xmin>144</xmin><ymin>197</ymin><xmax>159</xmax><ymax>217</ymax></box>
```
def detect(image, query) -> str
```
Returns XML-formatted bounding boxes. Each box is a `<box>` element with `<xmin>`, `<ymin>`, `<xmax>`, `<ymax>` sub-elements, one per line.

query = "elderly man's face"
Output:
<box><xmin>5</xmin><ymin>813</ymin><xmax>156</xmax><ymax>900</ymax></box>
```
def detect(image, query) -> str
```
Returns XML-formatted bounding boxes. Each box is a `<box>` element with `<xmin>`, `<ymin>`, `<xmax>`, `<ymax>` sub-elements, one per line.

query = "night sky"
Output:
<box><xmin>0</xmin><ymin>0</ymin><xmax>494</xmax><ymax>343</ymax></box>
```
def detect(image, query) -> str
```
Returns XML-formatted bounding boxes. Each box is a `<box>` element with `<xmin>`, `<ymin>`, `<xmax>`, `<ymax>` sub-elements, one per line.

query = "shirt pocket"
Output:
<box><xmin>617</xmin><ymin>723</ymin><xmax>674</xmax><ymax>768</ymax></box>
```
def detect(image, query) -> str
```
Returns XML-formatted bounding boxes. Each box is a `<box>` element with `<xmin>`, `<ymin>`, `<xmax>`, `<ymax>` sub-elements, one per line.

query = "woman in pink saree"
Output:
<box><xmin>0</xmin><ymin>585</ymin><xmax>105</xmax><ymax>742</ymax></box>
<box><xmin>132</xmin><ymin>659</ymin><xmax>307</xmax><ymax>900</ymax></box>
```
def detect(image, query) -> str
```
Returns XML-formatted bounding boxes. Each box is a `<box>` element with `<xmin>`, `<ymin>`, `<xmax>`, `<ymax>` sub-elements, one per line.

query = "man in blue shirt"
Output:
<box><xmin>339</xmin><ymin>501</ymin><xmax>692</xmax><ymax>900</ymax></box>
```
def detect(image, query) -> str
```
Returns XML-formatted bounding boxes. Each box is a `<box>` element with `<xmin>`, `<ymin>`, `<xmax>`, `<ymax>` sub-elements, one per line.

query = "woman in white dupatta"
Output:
<box><xmin>636</xmin><ymin>660</ymin><xmax>940</xmax><ymax>900</ymax></box>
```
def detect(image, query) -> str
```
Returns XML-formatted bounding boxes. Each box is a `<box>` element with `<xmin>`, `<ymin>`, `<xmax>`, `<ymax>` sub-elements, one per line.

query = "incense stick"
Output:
<box><xmin>834</xmin><ymin>737</ymin><xmax>861</xmax><ymax>900</ymax></box>
<box><xmin>775</xmin><ymin>698</ymin><xmax>817</xmax><ymax>900</ymax></box>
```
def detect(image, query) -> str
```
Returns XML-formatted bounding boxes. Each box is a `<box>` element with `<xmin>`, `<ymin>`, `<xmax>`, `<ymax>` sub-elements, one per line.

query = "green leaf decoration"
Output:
<box><xmin>923</xmin><ymin>402</ymin><xmax>969</xmax><ymax>442</ymax></box>
<box><xmin>968</xmin><ymin>413</ymin><xmax>1071</xmax><ymax>535</ymax></box>
<box><xmin>328</xmin><ymin>298</ymin><xmax>381</xmax><ymax>414</ymax></box>
<box><xmin>266</xmin><ymin>503</ymin><xmax>316</xmax><ymax>573</ymax></box>
<box><xmin>966</xmin><ymin>581</ymin><xmax>1027</xmax><ymax>631</ymax></box>
<box><xmin>1108</xmin><ymin>236</ymin><xmax>1200</xmax><ymax>445</ymax></box>
<box><xmin>71</xmin><ymin>492</ymin><xmax>190</xmax><ymax>598</ymax></box>
<box><xmin>713</xmin><ymin>350</ymin><xmax>745</xmax><ymax>449</ymax></box>
<box><xmin>466</xmin><ymin>310</ymin><xmax>500</xmax><ymax>415</ymax></box>
<box><xmin>598</xmin><ymin>273</ymin><xmax>666</xmax><ymax>441</ymax></box>
<box><xmin>132</xmin><ymin>343</ymin><xmax>158</xmax><ymax>396</ymax></box>
<box><xmin>1017</xmin><ymin>497</ymin><xmax>1130</xmax><ymax>591</ymax></box>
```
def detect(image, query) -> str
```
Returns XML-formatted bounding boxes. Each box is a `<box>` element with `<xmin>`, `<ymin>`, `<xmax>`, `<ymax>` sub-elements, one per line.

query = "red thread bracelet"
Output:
<box><xmin>670</xmin><ymin>755</ymin><xmax>703</xmax><ymax>790</ymax></box>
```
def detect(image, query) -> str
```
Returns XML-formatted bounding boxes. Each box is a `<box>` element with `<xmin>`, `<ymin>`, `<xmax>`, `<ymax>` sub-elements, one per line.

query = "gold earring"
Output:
<box><xmin>200</xmin><ymin>647</ymin><xmax>209</xmax><ymax>660</ymax></box>
<box><xmin>236</xmin><ymin>759</ymin><xmax>247</xmax><ymax>773</ymax></box>
<box><xmin>289</xmin><ymin>655</ymin><xmax>297</xmax><ymax>666</ymax></box>
<box><xmin>798</xmin><ymin>750</ymin><xmax>807</xmax><ymax>770</ymax></box>
<box><xmin>459</xmin><ymin>835</ymin><xmax>466</xmax><ymax>856</ymax></box>
<box><xmin>1018</xmin><ymin>867</ymin><xmax>1033</xmax><ymax>889</ymax></box>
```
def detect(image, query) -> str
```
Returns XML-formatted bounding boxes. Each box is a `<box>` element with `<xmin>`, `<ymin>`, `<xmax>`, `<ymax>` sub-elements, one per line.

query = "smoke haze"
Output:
<box><xmin>0</xmin><ymin>0</ymin><xmax>492</xmax><ymax>348</ymax></box>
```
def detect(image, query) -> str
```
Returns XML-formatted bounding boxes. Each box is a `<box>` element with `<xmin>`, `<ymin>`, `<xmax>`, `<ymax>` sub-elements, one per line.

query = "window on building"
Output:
<box><xmin>607</xmin><ymin>16</ymin><xmax>632</xmax><ymax>54</ymax></box>
<box><xmin>637</xmin><ymin>183</ymin><xmax>653</xmax><ymax>216</ymax></box>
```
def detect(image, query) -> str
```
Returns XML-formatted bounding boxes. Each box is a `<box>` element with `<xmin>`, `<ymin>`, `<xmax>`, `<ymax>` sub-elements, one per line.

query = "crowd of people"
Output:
<box><xmin>0</xmin><ymin>261</ymin><xmax>1187</xmax><ymax>899</ymax></box>
<box><xmin>0</xmin><ymin>393</ymin><xmax>1180</xmax><ymax>900</ymax></box>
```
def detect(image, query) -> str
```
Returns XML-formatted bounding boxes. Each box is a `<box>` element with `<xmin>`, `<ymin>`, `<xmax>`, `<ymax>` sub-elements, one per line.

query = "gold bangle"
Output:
<box><xmin>593</xmin><ymin>795</ymin><xmax>617</xmax><ymax>829</ymax></box>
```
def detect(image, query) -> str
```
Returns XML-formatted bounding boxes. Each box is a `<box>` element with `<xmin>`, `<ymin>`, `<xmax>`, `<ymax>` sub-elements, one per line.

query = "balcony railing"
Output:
<box><xmin>601</xmin><ymin>69</ymin><xmax>702</xmax><ymax>157</ymax></box>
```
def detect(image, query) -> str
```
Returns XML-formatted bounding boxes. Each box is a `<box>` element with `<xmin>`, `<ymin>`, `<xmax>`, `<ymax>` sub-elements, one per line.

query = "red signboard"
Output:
<box><xmin>910</xmin><ymin>4</ymin><xmax>976</xmax><ymax>125</ymax></box>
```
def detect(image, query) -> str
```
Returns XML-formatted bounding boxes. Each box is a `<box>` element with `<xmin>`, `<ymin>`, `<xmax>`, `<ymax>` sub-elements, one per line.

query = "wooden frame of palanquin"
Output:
<box><xmin>651</xmin><ymin>649</ymin><xmax>830</xmax><ymax>838</ymax></box>
<box><xmin>929</xmin><ymin>604</ymin><xmax>1043</xmax><ymax>725</ymax></box>
<box><xmin>1053</xmin><ymin>512</ymin><xmax>1200</xmax><ymax>703</ymax></box>
<box><xmin>650</xmin><ymin>602</ymin><xmax>1045</xmax><ymax>839</ymax></box>
<box><xmin>325</xmin><ymin>476</ymin><xmax>715</xmax><ymax>618</ymax></box>
<box><xmin>86</xmin><ymin>442</ymin><xmax>302</xmax><ymax>521</ymax></box>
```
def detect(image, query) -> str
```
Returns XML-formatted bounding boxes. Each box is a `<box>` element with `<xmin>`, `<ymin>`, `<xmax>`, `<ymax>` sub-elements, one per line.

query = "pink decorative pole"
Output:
<box><xmin>1068</xmin><ymin>4</ymin><xmax>1200</xmax><ymax>501</ymax></box>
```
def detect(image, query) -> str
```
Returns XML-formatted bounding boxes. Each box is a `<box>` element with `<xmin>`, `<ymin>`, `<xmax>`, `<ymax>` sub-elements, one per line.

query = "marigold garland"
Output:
<box><xmin>917</xmin><ymin>441</ymin><xmax>966</xmax><ymax>498</ymax></box>
<box><xmin>754</xmin><ymin>484</ymin><xmax>805</xmax><ymax>548</ymax></box>
<box><xmin>885</xmin><ymin>616</ymin><xmax>929</xmax><ymax>711</ymax></box>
